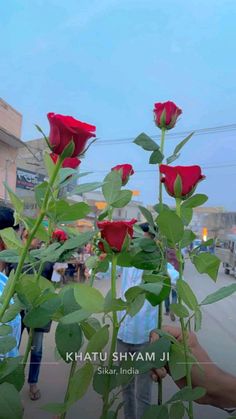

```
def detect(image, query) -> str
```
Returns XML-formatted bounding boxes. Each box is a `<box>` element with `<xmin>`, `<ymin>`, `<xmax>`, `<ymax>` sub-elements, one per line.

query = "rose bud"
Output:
<box><xmin>153</xmin><ymin>101</ymin><xmax>182</xmax><ymax>130</ymax></box>
<box><xmin>160</xmin><ymin>164</ymin><xmax>205</xmax><ymax>199</ymax></box>
<box><xmin>47</xmin><ymin>113</ymin><xmax>96</xmax><ymax>158</ymax></box>
<box><xmin>52</xmin><ymin>229</ymin><xmax>68</xmax><ymax>242</ymax></box>
<box><xmin>111</xmin><ymin>164</ymin><xmax>134</xmax><ymax>185</ymax></box>
<box><xmin>50</xmin><ymin>153</ymin><xmax>81</xmax><ymax>169</ymax></box>
<box><xmin>97</xmin><ymin>219</ymin><xmax>137</xmax><ymax>252</ymax></box>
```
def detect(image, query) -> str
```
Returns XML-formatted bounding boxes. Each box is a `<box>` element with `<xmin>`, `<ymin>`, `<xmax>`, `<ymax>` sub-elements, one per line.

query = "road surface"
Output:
<box><xmin>21</xmin><ymin>260</ymin><xmax>236</xmax><ymax>419</ymax></box>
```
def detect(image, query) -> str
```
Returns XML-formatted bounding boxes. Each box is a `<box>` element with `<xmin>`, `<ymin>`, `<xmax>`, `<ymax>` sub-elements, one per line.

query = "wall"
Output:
<box><xmin>0</xmin><ymin>98</ymin><xmax>22</xmax><ymax>138</ymax></box>
<box><xmin>0</xmin><ymin>140</ymin><xmax>18</xmax><ymax>200</ymax></box>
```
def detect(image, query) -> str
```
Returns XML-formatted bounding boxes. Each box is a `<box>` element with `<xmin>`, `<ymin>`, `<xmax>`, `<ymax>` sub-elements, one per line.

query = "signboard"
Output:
<box><xmin>16</xmin><ymin>168</ymin><xmax>45</xmax><ymax>190</ymax></box>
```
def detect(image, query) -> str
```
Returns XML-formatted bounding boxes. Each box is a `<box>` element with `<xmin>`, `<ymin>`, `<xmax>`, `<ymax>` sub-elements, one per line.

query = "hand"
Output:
<box><xmin>150</xmin><ymin>325</ymin><xmax>236</xmax><ymax>408</ymax></box>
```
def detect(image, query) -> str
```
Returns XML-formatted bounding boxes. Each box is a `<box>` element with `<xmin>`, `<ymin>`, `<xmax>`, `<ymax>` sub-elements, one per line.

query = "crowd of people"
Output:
<box><xmin>0</xmin><ymin>206</ymin><xmax>93</xmax><ymax>401</ymax></box>
<box><xmin>1</xmin><ymin>206</ymin><xmax>236</xmax><ymax>418</ymax></box>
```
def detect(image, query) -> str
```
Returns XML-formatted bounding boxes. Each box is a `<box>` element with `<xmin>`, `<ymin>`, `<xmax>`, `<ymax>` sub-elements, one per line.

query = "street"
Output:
<box><xmin>21</xmin><ymin>261</ymin><xmax>236</xmax><ymax>419</ymax></box>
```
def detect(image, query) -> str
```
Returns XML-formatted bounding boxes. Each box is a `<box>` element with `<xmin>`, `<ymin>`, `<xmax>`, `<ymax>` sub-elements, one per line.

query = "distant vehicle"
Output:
<box><xmin>190</xmin><ymin>239</ymin><xmax>209</xmax><ymax>253</ymax></box>
<box><xmin>215</xmin><ymin>234</ymin><xmax>236</xmax><ymax>277</ymax></box>
<box><xmin>192</xmin><ymin>239</ymin><xmax>202</xmax><ymax>249</ymax></box>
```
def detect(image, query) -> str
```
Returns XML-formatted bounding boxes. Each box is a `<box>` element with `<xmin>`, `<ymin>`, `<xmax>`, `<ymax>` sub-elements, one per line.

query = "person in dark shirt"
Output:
<box><xmin>7</xmin><ymin>228</ymin><xmax>54</xmax><ymax>401</ymax></box>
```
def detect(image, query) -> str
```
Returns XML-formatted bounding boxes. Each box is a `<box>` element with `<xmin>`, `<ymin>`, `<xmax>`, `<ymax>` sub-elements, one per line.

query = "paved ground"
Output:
<box><xmin>21</xmin><ymin>260</ymin><xmax>236</xmax><ymax>419</ymax></box>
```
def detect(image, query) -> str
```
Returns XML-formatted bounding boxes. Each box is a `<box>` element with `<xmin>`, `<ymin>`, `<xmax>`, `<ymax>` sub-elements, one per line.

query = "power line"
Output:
<box><xmin>84</xmin><ymin>162</ymin><xmax>236</xmax><ymax>175</ymax></box>
<box><xmin>93</xmin><ymin>123</ymin><xmax>236</xmax><ymax>146</ymax></box>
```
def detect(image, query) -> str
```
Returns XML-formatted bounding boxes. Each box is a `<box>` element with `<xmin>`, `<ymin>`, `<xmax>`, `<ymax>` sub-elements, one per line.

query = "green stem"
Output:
<box><xmin>158</xmin><ymin>127</ymin><xmax>166</xmax><ymax>207</ymax></box>
<box><xmin>89</xmin><ymin>269</ymin><xmax>96</xmax><ymax>287</ymax></box>
<box><xmin>60</xmin><ymin>359</ymin><xmax>77</xmax><ymax>419</ymax></box>
<box><xmin>0</xmin><ymin>155</ymin><xmax>63</xmax><ymax>323</ymax></box>
<box><xmin>102</xmin><ymin>253</ymin><xmax>118</xmax><ymax>417</ymax></box>
<box><xmin>157</xmin><ymin>127</ymin><xmax>166</xmax><ymax>405</ymax></box>
<box><xmin>22</xmin><ymin>329</ymin><xmax>33</xmax><ymax>369</ymax></box>
<box><xmin>176</xmin><ymin>198</ymin><xmax>194</xmax><ymax>419</ymax></box>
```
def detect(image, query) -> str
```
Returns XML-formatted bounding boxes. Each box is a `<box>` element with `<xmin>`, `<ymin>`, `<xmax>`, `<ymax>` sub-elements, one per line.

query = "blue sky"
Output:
<box><xmin>1</xmin><ymin>0</ymin><xmax>236</xmax><ymax>209</ymax></box>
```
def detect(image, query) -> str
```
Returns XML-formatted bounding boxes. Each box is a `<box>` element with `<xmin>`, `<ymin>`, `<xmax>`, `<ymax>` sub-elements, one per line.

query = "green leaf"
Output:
<box><xmin>180</xmin><ymin>207</ymin><xmax>193</xmax><ymax>226</ymax></box>
<box><xmin>3</xmin><ymin>183</ymin><xmax>24</xmax><ymax>214</ymax></box>
<box><xmin>23</xmin><ymin>307</ymin><xmax>52</xmax><ymax>328</ymax></box>
<box><xmin>169</xmin><ymin>344</ymin><xmax>189</xmax><ymax>381</ymax></box>
<box><xmin>111</xmin><ymin>190</ymin><xmax>132</xmax><ymax>208</ymax></box>
<box><xmin>133</xmin><ymin>132</ymin><xmax>159</xmax><ymax>151</ymax></box>
<box><xmin>0</xmin><ymin>228</ymin><xmax>22</xmax><ymax>250</ymax></box>
<box><xmin>138</xmin><ymin>282</ymin><xmax>163</xmax><ymax>296</ymax></box>
<box><xmin>86</xmin><ymin>325</ymin><xmax>109</xmax><ymax>354</ymax></box>
<box><xmin>68</xmin><ymin>363</ymin><xmax>93</xmax><ymax>405</ymax></box>
<box><xmin>145</xmin><ymin>277</ymin><xmax>171</xmax><ymax>306</ymax></box>
<box><xmin>60</xmin><ymin>309</ymin><xmax>91</xmax><ymax>325</ymax></box>
<box><xmin>149</xmin><ymin>149</ymin><xmax>164</xmax><ymax>164</ymax></box>
<box><xmin>170</xmin><ymin>303</ymin><xmax>189</xmax><ymax>318</ymax></box>
<box><xmin>0</xmin><ymin>336</ymin><xmax>16</xmax><ymax>354</ymax></box>
<box><xmin>16</xmin><ymin>274</ymin><xmax>54</xmax><ymax>306</ymax></box>
<box><xmin>58</xmin><ymin>168</ymin><xmax>77</xmax><ymax>184</ymax></box>
<box><xmin>1</xmin><ymin>297</ymin><xmax>24</xmax><ymax>323</ymax></box>
<box><xmin>192</xmin><ymin>252</ymin><xmax>220</xmax><ymax>281</ymax></box>
<box><xmin>176</xmin><ymin>280</ymin><xmax>198</xmax><ymax>310</ymax></box>
<box><xmin>44</xmin><ymin>152</ymin><xmax>55</xmax><ymax>178</ymax></box>
<box><xmin>34</xmin><ymin>181</ymin><xmax>48</xmax><ymax>208</ymax></box>
<box><xmin>55</xmin><ymin>323</ymin><xmax>83</xmax><ymax>362</ymax></box>
<box><xmin>117</xmin><ymin>251</ymin><xmax>133</xmax><ymax>267</ymax></box>
<box><xmin>102</xmin><ymin>171</ymin><xmax>122</xmax><ymax>204</ymax></box>
<box><xmin>142</xmin><ymin>405</ymin><xmax>169</xmax><ymax>419</ymax></box>
<box><xmin>133</xmin><ymin>336</ymin><xmax>171</xmax><ymax>372</ymax></box>
<box><xmin>24</xmin><ymin>216</ymin><xmax>49</xmax><ymax>242</ymax></box>
<box><xmin>139</xmin><ymin>238</ymin><xmax>158</xmax><ymax>253</ymax></box>
<box><xmin>157</xmin><ymin>210</ymin><xmax>184</xmax><ymax>245</ymax></box>
<box><xmin>153</xmin><ymin>203</ymin><xmax>170</xmax><ymax>214</ymax></box>
<box><xmin>201</xmin><ymin>284</ymin><xmax>236</xmax><ymax>305</ymax></box>
<box><xmin>132</xmin><ymin>250</ymin><xmax>161</xmax><ymax>270</ymax></box>
<box><xmin>180</xmin><ymin>230</ymin><xmax>196</xmax><ymax>249</ymax></box>
<box><xmin>104</xmin><ymin>291</ymin><xmax>128</xmax><ymax>313</ymax></box>
<box><xmin>194</xmin><ymin>307</ymin><xmax>202</xmax><ymax>332</ymax></box>
<box><xmin>142</xmin><ymin>273</ymin><xmax>168</xmax><ymax>283</ymax></box>
<box><xmin>125</xmin><ymin>286</ymin><xmax>143</xmax><ymax>302</ymax></box>
<box><xmin>138</xmin><ymin>206</ymin><xmax>156</xmax><ymax>232</ymax></box>
<box><xmin>168</xmin><ymin>386</ymin><xmax>206</xmax><ymax>403</ymax></box>
<box><xmin>73</xmin><ymin>182</ymin><xmax>103</xmax><ymax>195</ymax></box>
<box><xmin>0</xmin><ymin>324</ymin><xmax>12</xmax><ymax>336</ymax></box>
<box><xmin>166</xmin><ymin>132</ymin><xmax>194</xmax><ymax>164</ymax></box>
<box><xmin>81</xmin><ymin>318</ymin><xmax>101</xmax><ymax>340</ymax></box>
<box><xmin>60</xmin><ymin>231</ymin><xmax>95</xmax><ymax>252</ymax></box>
<box><xmin>0</xmin><ymin>249</ymin><xmax>19</xmax><ymax>263</ymax></box>
<box><xmin>60</xmin><ymin>140</ymin><xmax>75</xmax><ymax>159</ymax></box>
<box><xmin>0</xmin><ymin>357</ymin><xmax>24</xmax><ymax>391</ymax></box>
<box><xmin>0</xmin><ymin>382</ymin><xmax>23</xmax><ymax>419</ymax></box>
<box><xmin>182</xmin><ymin>193</ymin><xmax>208</xmax><ymax>208</ymax></box>
<box><xmin>127</xmin><ymin>294</ymin><xmax>145</xmax><ymax>317</ymax></box>
<box><xmin>42</xmin><ymin>402</ymin><xmax>67</xmax><ymax>414</ymax></box>
<box><xmin>48</xmin><ymin>200</ymin><xmax>90</xmax><ymax>222</ymax></box>
<box><xmin>74</xmin><ymin>284</ymin><xmax>105</xmax><ymax>313</ymax></box>
<box><xmin>169</xmin><ymin>402</ymin><xmax>185</xmax><ymax>419</ymax></box>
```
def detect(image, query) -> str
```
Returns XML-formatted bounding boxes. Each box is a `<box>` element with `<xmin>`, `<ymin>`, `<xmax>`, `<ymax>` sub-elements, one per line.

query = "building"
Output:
<box><xmin>16</xmin><ymin>138</ymin><xmax>48</xmax><ymax>214</ymax></box>
<box><xmin>189</xmin><ymin>207</ymin><xmax>225</xmax><ymax>238</ymax></box>
<box><xmin>0</xmin><ymin>98</ymin><xmax>24</xmax><ymax>204</ymax></box>
<box><xmin>71</xmin><ymin>190</ymin><xmax>143</xmax><ymax>230</ymax></box>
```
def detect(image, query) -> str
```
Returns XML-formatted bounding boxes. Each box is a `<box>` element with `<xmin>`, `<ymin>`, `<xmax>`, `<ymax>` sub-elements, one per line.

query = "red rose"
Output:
<box><xmin>111</xmin><ymin>164</ymin><xmax>134</xmax><ymax>185</ymax></box>
<box><xmin>50</xmin><ymin>153</ymin><xmax>81</xmax><ymax>169</ymax></box>
<box><xmin>97</xmin><ymin>219</ymin><xmax>137</xmax><ymax>252</ymax></box>
<box><xmin>160</xmin><ymin>164</ymin><xmax>205</xmax><ymax>199</ymax></box>
<box><xmin>52</xmin><ymin>229</ymin><xmax>68</xmax><ymax>242</ymax></box>
<box><xmin>47</xmin><ymin>113</ymin><xmax>96</xmax><ymax>158</ymax></box>
<box><xmin>153</xmin><ymin>101</ymin><xmax>182</xmax><ymax>130</ymax></box>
